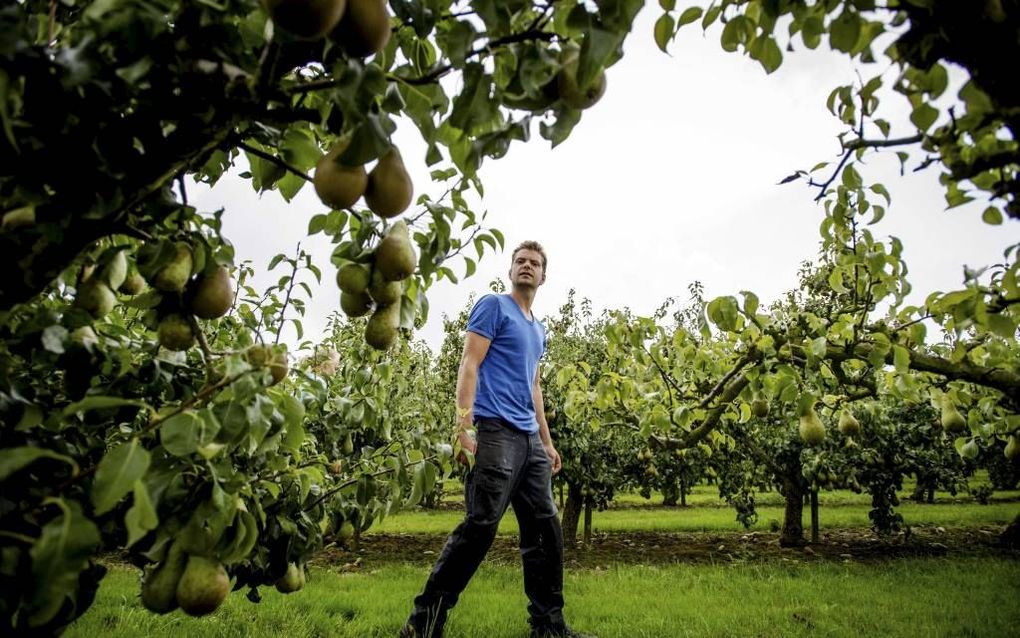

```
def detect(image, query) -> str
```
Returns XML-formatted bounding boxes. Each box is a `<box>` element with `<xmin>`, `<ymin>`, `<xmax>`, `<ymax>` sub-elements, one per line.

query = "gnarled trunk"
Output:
<box><xmin>1001</xmin><ymin>512</ymin><xmax>1020</xmax><ymax>549</ymax></box>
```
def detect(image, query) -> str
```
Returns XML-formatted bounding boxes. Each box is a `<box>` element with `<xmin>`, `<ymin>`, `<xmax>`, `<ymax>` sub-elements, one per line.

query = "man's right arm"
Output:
<box><xmin>455</xmin><ymin>331</ymin><xmax>491</xmax><ymax>464</ymax></box>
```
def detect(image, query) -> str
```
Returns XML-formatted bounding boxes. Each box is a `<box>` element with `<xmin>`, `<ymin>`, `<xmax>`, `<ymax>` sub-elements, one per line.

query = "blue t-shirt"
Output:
<box><xmin>467</xmin><ymin>294</ymin><xmax>546</xmax><ymax>433</ymax></box>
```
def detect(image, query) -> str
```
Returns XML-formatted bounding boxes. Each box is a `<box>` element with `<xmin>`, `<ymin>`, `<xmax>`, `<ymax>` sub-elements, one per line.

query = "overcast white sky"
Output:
<box><xmin>192</xmin><ymin>7</ymin><xmax>1015</xmax><ymax>354</ymax></box>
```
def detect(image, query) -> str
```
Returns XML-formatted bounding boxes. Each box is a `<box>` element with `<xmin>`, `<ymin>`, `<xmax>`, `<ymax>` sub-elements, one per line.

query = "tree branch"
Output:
<box><xmin>237</xmin><ymin>141</ymin><xmax>312</xmax><ymax>182</ymax></box>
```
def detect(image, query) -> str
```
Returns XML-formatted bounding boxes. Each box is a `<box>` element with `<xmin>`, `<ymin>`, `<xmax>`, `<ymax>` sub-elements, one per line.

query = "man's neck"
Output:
<box><xmin>510</xmin><ymin>288</ymin><xmax>536</xmax><ymax>317</ymax></box>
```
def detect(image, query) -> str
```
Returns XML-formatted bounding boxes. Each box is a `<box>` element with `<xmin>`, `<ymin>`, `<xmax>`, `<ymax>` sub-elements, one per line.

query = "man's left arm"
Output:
<box><xmin>533</xmin><ymin>372</ymin><xmax>561</xmax><ymax>474</ymax></box>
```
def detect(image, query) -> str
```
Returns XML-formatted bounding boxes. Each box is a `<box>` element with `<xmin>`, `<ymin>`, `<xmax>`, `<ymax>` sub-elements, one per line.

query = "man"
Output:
<box><xmin>401</xmin><ymin>241</ymin><xmax>592</xmax><ymax>638</ymax></box>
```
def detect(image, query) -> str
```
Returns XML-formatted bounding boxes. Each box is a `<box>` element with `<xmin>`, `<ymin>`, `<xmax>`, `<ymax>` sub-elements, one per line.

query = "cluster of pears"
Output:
<box><xmin>262</xmin><ymin>0</ymin><xmax>391</xmax><ymax>56</ymax></box>
<box><xmin>336</xmin><ymin>220</ymin><xmax>415</xmax><ymax>350</ymax></box>
<box><xmin>141</xmin><ymin>541</ymin><xmax>231</xmax><ymax>617</ymax></box>
<box><xmin>73</xmin><ymin>248</ymin><xmax>146</xmax><ymax>319</ymax></box>
<box><xmin>135</xmin><ymin>241</ymin><xmax>235</xmax><ymax>353</ymax></box>
<box><xmin>314</xmin><ymin>140</ymin><xmax>414</xmax><ymax>219</ymax></box>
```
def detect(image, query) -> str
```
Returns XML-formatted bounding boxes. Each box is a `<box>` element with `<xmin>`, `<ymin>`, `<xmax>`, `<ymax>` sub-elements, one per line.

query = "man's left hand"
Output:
<box><xmin>543</xmin><ymin>443</ymin><xmax>562</xmax><ymax>475</ymax></box>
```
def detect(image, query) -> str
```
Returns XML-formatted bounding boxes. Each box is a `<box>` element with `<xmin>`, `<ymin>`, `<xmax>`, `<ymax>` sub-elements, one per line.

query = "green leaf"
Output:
<box><xmin>92</xmin><ymin>440</ymin><xmax>151</xmax><ymax>515</ymax></box>
<box><xmin>654</xmin><ymin>14</ymin><xmax>675</xmax><ymax>53</ymax></box>
<box><xmin>0</xmin><ymin>447</ymin><xmax>78</xmax><ymax>481</ymax></box>
<box><xmin>28</xmin><ymin>499</ymin><xmax>100</xmax><ymax>627</ymax></box>
<box><xmin>677</xmin><ymin>7</ymin><xmax>703</xmax><ymax>26</ymax></box>
<box><xmin>829</xmin><ymin>11</ymin><xmax>861</xmax><ymax>53</ymax></box>
<box><xmin>909</xmin><ymin>103</ymin><xmax>938</xmax><ymax>132</ymax></box>
<box><xmin>124</xmin><ymin>480</ymin><xmax>158</xmax><ymax>547</ymax></box>
<box><xmin>981</xmin><ymin>206</ymin><xmax>1003</xmax><ymax>225</ymax></box>
<box><xmin>42</xmin><ymin>325</ymin><xmax>68</xmax><ymax>354</ymax></box>
<box><xmin>63</xmin><ymin>396</ymin><xmax>151</xmax><ymax>418</ymax></box>
<box><xmin>160</xmin><ymin>410</ymin><xmax>205</xmax><ymax>457</ymax></box>
<box><xmin>892</xmin><ymin>345</ymin><xmax>910</xmax><ymax>372</ymax></box>
<box><xmin>842</xmin><ymin>164</ymin><xmax>862</xmax><ymax>189</ymax></box>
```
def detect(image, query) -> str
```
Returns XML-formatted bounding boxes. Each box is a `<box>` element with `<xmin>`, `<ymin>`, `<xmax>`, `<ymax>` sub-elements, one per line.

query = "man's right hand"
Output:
<box><xmin>455</xmin><ymin>428</ymin><xmax>477</xmax><ymax>466</ymax></box>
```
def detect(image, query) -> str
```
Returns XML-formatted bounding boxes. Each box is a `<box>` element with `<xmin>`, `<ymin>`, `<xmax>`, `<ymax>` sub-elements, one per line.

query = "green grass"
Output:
<box><xmin>67</xmin><ymin>558</ymin><xmax>1020</xmax><ymax>637</ymax></box>
<box><xmin>371</xmin><ymin>499</ymin><xmax>1018</xmax><ymax>535</ymax></box>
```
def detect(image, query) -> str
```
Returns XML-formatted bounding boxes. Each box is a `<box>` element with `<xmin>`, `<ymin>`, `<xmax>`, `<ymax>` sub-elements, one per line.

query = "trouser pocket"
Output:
<box><xmin>467</xmin><ymin>465</ymin><xmax>513</xmax><ymax>526</ymax></box>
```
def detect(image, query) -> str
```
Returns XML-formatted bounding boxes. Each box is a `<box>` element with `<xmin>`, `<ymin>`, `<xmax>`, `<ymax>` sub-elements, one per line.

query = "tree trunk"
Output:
<box><xmin>780</xmin><ymin>476</ymin><xmax>807</xmax><ymax>547</ymax></box>
<box><xmin>561</xmin><ymin>484</ymin><xmax>583</xmax><ymax>547</ymax></box>
<box><xmin>662</xmin><ymin>482</ymin><xmax>679</xmax><ymax>507</ymax></box>
<box><xmin>1001</xmin><ymin>512</ymin><xmax>1020</xmax><ymax>549</ymax></box>
<box><xmin>583</xmin><ymin>499</ymin><xmax>593</xmax><ymax>545</ymax></box>
<box><xmin>927</xmin><ymin>488</ymin><xmax>935</xmax><ymax>504</ymax></box>
<box><xmin>680</xmin><ymin>477</ymin><xmax>688</xmax><ymax>508</ymax></box>
<box><xmin>810</xmin><ymin>489</ymin><xmax>819</xmax><ymax>544</ymax></box>
<box><xmin>558</xmin><ymin>484</ymin><xmax>564</xmax><ymax>510</ymax></box>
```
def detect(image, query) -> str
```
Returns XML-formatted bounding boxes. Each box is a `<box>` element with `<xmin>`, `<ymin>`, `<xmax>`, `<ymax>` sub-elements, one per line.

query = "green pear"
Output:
<box><xmin>1005</xmin><ymin>435</ymin><xmax>1019</xmax><ymax>462</ymax></box>
<box><xmin>188</xmin><ymin>266</ymin><xmax>234</xmax><ymax>319</ymax></box>
<box><xmin>275</xmin><ymin>563</ymin><xmax>305</xmax><ymax>593</ymax></box>
<box><xmin>75</xmin><ymin>279</ymin><xmax>118</xmax><ymax>319</ymax></box>
<box><xmin>330</xmin><ymin>0</ymin><xmax>391</xmax><ymax>57</ymax></box>
<box><xmin>367</xmin><ymin>268</ymin><xmax>401</xmax><ymax>305</ymax></box>
<box><xmin>158</xmin><ymin>313</ymin><xmax>196</xmax><ymax>351</ymax></box>
<box><xmin>375</xmin><ymin>220</ymin><xmax>416</xmax><ymax>281</ymax></box>
<box><xmin>141</xmin><ymin>541</ymin><xmax>188</xmax><ymax>614</ymax></box>
<box><xmin>247</xmin><ymin>344</ymin><xmax>289</xmax><ymax>385</ymax></box>
<box><xmin>940</xmin><ymin>396</ymin><xmax>967</xmax><ymax>433</ymax></box>
<box><xmin>750</xmin><ymin>398</ymin><xmax>770</xmax><ymax>419</ymax></box>
<box><xmin>798</xmin><ymin>408</ymin><xmax>825</xmax><ymax>446</ymax></box>
<box><xmin>960</xmin><ymin>439</ymin><xmax>979</xmax><ymax>460</ymax></box>
<box><xmin>119</xmin><ymin>270</ymin><xmax>147</xmax><ymax>295</ymax></box>
<box><xmin>336</xmin><ymin>263</ymin><xmax>371</xmax><ymax>294</ymax></box>
<box><xmin>364</xmin><ymin>147</ymin><xmax>413</xmax><ymax>218</ymax></box>
<box><xmin>175</xmin><ymin>555</ymin><xmax>230</xmax><ymax>617</ymax></box>
<box><xmin>556</xmin><ymin>50</ymin><xmax>606</xmax><ymax>110</ymax></box>
<box><xmin>263</xmin><ymin>0</ymin><xmax>347</xmax><ymax>40</ymax></box>
<box><xmin>365</xmin><ymin>301</ymin><xmax>400</xmax><ymax>350</ymax></box>
<box><xmin>340</xmin><ymin>290</ymin><xmax>373</xmax><ymax>317</ymax></box>
<box><xmin>1</xmin><ymin>205</ymin><xmax>35</xmax><ymax>231</ymax></box>
<box><xmin>151</xmin><ymin>242</ymin><xmax>194</xmax><ymax>293</ymax></box>
<box><xmin>314</xmin><ymin>140</ymin><xmax>368</xmax><ymax>210</ymax></box>
<box><xmin>838</xmin><ymin>409</ymin><xmax>861</xmax><ymax>436</ymax></box>
<box><xmin>101</xmin><ymin>249</ymin><xmax>129</xmax><ymax>291</ymax></box>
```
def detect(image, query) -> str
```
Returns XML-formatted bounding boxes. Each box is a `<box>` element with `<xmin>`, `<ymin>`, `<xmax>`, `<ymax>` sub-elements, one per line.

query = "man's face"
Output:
<box><xmin>509</xmin><ymin>249</ymin><xmax>546</xmax><ymax>289</ymax></box>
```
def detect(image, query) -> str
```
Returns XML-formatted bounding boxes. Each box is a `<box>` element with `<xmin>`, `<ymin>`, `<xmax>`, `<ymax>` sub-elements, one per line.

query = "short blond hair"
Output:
<box><xmin>511</xmin><ymin>240</ymin><xmax>547</xmax><ymax>271</ymax></box>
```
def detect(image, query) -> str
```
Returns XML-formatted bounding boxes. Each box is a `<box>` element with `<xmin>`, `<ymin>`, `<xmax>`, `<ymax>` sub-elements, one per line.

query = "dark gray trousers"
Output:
<box><xmin>407</xmin><ymin>417</ymin><xmax>565</xmax><ymax>635</ymax></box>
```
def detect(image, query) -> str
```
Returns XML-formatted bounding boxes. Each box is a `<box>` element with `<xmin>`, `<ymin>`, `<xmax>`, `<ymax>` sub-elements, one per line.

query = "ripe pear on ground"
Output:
<box><xmin>340</xmin><ymin>290</ymin><xmax>373</xmax><ymax>317</ymax></box>
<box><xmin>838</xmin><ymin>409</ymin><xmax>861</xmax><ymax>436</ymax></box>
<box><xmin>151</xmin><ymin>242</ymin><xmax>194</xmax><ymax>293</ymax></box>
<box><xmin>141</xmin><ymin>541</ymin><xmax>188</xmax><ymax>614</ymax></box>
<box><xmin>336</xmin><ymin>262</ymin><xmax>371</xmax><ymax>294</ymax></box>
<box><xmin>188</xmin><ymin>266</ymin><xmax>234</xmax><ymax>319</ymax></box>
<box><xmin>375</xmin><ymin>220</ymin><xmax>416</xmax><ymax>281</ymax></box>
<box><xmin>158</xmin><ymin>313</ymin><xmax>196</xmax><ymax>351</ymax></box>
<box><xmin>314</xmin><ymin>141</ymin><xmax>368</xmax><ymax>210</ymax></box>
<box><xmin>247</xmin><ymin>344</ymin><xmax>289</xmax><ymax>385</ymax></box>
<box><xmin>75</xmin><ymin>279</ymin><xmax>118</xmax><ymax>319</ymax></box>
<box><xmin>263</xmin><ymin>0</ymin><xmax>347</xmax><ymax>40</ymax></box>
<box><xmin>275</xmin><ymin>563</ymin><xmax>306</xmax><ymax>593</ymax></box>
<box><xmin>365</xmin><ymin>300</ymin><xmax>400</xmax><ymax>350</ymax></box>
<box><xmin>556</xmin><ymin>50</ymin><xmax>606</xmax><ymax>110</ymax></box>
<box><xmin>368</xmin><ymin>268</ymin><xmax>401</xmax><ymax>305</ymax></box>
<box><xmin>331</xmin><ymin>0</ymin><xmax>391</xmax><ymax>57</ymax></box>
<box><xmin>175</xmin><ymin>555</ymin><xmax>230</xmax><ymax>617</ymax></box>
<box><xmin>940</xmin><ymin>396</ymin><xmax>967</xmax><ymax>433</ymax></box>
<box><xmin>364</xmin><ymin>147</ymin><xmax>413</xmax><ymax>218</ymax></box>
<box><xmin>798</xmin><ymin>407</ymin><xmax>825</xmax><ymax>446</ymax></box>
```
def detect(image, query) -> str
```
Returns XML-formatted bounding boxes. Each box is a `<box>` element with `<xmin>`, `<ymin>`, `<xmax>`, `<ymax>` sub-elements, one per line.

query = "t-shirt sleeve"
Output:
<box><xmin>466</xmin><ymin>295</ymin><xmax>500</xmax><ymax>340</ymax></box>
